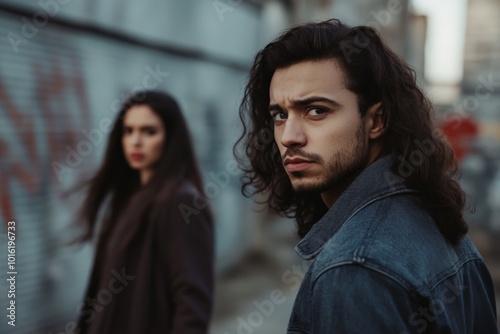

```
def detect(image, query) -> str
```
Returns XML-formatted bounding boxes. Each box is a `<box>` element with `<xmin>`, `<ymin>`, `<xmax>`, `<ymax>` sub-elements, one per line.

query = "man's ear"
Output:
<box><xmin>365</xmin><ymin>102</ymin><xmax>386</xmax><ymax>139</ymax></box>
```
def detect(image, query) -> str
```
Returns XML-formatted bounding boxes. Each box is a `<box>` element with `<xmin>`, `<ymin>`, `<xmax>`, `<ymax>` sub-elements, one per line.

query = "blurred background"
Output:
<box><xmin>0</xmin><ymin>0</ymin><xmax>498</xmax><ymax>333</ymax></box>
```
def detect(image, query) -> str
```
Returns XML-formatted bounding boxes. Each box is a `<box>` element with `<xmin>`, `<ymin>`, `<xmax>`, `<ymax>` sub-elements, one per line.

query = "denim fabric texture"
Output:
<box><xmin>287</xmin><ymin>154</ymin><xmax>498</xmax><ymax>334</ymax></box>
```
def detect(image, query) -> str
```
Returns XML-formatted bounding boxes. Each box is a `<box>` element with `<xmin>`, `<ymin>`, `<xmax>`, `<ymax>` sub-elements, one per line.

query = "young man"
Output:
<box><xmin>236</xmin><ymin>19</ymin><xmax>498</xmax><ymax>333</ymax></box>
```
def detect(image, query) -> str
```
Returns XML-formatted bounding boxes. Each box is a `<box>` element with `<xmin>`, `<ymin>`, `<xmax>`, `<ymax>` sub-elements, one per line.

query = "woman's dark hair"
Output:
<box><xmin>234</xmin><ymin>19</ymin><xmax>468</xmax><ymax>245</ymax></box>
<box><xmin>78</xmin><ymin>90</ymin><xmax>210</xmax><ymax>250</ymax></box>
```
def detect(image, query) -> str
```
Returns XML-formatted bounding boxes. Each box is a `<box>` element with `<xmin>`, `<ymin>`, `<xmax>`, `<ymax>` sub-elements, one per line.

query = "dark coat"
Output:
<box><xmin>76</xmin><ymin>181</ymin><xmax>214</xmax><ymax>333</ymax></box>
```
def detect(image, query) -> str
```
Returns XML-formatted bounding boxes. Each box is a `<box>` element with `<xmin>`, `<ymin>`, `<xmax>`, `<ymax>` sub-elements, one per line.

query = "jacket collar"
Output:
<box><xmin>295</xmin><ymin>153</ymin><xmax>417</xmax><ymax>260</ymax></box>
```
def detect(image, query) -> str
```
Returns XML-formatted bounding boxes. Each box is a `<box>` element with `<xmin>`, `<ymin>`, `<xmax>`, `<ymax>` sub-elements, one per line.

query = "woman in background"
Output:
<box><xmin>76</xmin><ymin>90</ymin><xmax>214</xmax><ymax>333</ymax></box>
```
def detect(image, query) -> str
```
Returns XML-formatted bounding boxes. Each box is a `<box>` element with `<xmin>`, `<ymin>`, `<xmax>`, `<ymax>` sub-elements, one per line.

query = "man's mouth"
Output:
<box><xmin>284</xmin><ymin>157</ymin><xmax>313</xmax><ymax>172</ymax></box>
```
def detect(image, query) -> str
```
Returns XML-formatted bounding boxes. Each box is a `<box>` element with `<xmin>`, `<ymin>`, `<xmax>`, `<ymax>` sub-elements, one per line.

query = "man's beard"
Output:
<box><xmin>289</xmin><ymin>122</ymin><xmax>369</xmax><ymax>194</ymax></box>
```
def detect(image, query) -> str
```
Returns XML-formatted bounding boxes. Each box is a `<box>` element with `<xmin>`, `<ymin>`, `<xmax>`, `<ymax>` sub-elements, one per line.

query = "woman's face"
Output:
<box><xmin>122</xmin><ymin>105</ymin><xmax>166</xmax><ymax>178</ymax></box>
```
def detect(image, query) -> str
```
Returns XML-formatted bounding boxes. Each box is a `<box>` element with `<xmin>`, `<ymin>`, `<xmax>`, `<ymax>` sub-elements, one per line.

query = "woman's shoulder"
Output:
<box><xmin>152</xmin><ymin>180</ymin><xmax>211</xmax><ymax>225</ymax></box>
<box><xmin>151</xmin><ymin>180</ymin><xmax>202</xmax><ymax>207</ymax></box>
<box><xmin>175</xmin><ymin>180</ymin><xmax>202</xmax><ymax>200</ymax></box>
<box><xmin>174</xmin><ymin>180</ymin><xmax>212</xmax><ymax>225</ymax></box>
<box><xmin>170</xmin><ymin>180</ymin><xmax>207</xmax><ymax>212</ymax></box>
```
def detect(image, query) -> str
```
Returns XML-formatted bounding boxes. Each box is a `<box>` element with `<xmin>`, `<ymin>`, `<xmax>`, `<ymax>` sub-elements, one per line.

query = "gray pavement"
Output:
<box><xmin>210</xmin><ymin>250</ymin><xmax>300</xmax><ymax>334</ymax></box>
<box><xmin>210</xmin><ymin>218</ymin><xmax>302</xmax><ymax>334</ymax></box>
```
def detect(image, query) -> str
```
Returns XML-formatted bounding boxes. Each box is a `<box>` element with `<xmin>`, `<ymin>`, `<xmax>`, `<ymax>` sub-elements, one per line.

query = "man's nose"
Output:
<box><xmin>280</xmin><ymin>117</ymin><xmax>306</xmax><ymax>148</ymax></box>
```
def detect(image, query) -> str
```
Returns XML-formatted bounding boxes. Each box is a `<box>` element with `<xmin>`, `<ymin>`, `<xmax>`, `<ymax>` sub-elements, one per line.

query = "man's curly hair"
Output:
<box><xmin>234</xmin><ymin>19</ymin><xmax>468</xmax><ymax>244</ymax></box>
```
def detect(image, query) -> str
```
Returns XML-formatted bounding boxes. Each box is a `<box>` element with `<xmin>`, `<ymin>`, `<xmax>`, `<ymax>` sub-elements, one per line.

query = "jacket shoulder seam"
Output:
<box><xmin>312</xmin><ymin>260</ymin><xmax>422</xmax><ymax>300</ymax></box>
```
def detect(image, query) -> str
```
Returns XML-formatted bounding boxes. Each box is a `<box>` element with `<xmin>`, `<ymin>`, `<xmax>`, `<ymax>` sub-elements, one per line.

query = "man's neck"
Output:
<box><xmin>320</xmin><ymin>149</ymin><xmax>387</xmax><ymax>208</ymax></box>
<box><xmin>320</xmin><ymin>172</ymin><xmax>358</xmax><ymax>208</ymax></box>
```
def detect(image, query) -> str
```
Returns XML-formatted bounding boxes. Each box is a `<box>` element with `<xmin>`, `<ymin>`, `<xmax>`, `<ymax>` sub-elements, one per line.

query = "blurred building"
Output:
<box><xmin>418</xmin><ymin>1</ymin><xmax>500</xmax><ymax>328</ymax></box>
<box><xmin>294</xmin><ymin>0</ymin><xmax>411</xmax><ymax>55</ymax></box>
<box><xmin>407</xmin><ymin>13</ymin><xmax>427</xmax><ymax>85</ymax></box>
<box><xmin>290</xmin><ymin>0</ymin><xmax>430</xmax><ymax>83</ymax></box>
<box><xmin>462</xmin><ymin>0</ymin><xmax>500</xmax><ymax>158</ymax></box>
<box><xmin>4</xmin><ymin>0</ymin><xmax>482</xmax><ymax>333</ymax></box>
<box><xmin>459</xmin><ymin>0</ymin><xmax>500</xmax><ymax>231</ymax></box>
<box><xmin>462</xmin><ymin>0</ymin><xmax>500</xmax><ymax>138</ymax></box>
<box><xmin>0</xmin><ymin>1</ymin><xmax>278</xmax><ymax>332</ymax></box>
<box><xmin>462</xmin><ymin>0</ymin><xmax>500</xmax><ymax>94</ymax></box>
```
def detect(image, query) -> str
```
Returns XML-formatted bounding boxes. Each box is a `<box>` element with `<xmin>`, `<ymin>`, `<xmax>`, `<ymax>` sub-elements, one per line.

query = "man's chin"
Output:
<box><xmin>291</xmin><ymin>180</ymin><xmax>329</xmax><ymax>194</ymax></box>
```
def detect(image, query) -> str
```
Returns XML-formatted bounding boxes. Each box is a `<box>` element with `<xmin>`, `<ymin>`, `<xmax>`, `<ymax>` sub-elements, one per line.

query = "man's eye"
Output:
<box><xmin>272</xmin><ymin>112</ymin><xmax>287</xmax><ymax>121</ymax></box>
<box><xmin>308</xmin><ymin>108</ymin><xmax>327</xmax><ymax>116</ymax></box>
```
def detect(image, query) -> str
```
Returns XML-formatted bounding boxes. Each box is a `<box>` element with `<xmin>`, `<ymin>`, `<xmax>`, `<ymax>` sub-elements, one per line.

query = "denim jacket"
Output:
<box><xmin>287</xmin><ymin>154</ymin><xmax>498</xmax><ymax>333</ymax></box>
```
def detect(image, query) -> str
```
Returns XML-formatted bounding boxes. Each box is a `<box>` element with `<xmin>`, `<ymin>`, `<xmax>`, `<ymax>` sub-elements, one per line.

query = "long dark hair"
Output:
<box><xmin>235</xmin><ymin>19</ymin><xmax>468</xmax><ymax>245</ymax></box>
<box><xmin>78</xmin><ymin>90</ymin><xmax>210</xmax><ymax>249</ymax></box>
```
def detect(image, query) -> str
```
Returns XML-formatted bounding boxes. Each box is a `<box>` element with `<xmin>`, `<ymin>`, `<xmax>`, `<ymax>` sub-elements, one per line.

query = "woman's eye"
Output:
<box><xmin>123</xmin><ymin>128</ymin><xmax>132</xmax><ymax>134</ymax></box>
<box><xmin>146</xmin><ymin>129</ymin><xmax>157</xmax><ymax>135</ymax></box>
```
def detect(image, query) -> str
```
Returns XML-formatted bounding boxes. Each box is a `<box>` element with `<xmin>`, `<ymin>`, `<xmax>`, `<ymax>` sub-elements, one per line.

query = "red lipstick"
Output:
<box><xmin>130</xmin><ymin>153</ymin><xmax>144</xmax><ymax>161</ymax></box>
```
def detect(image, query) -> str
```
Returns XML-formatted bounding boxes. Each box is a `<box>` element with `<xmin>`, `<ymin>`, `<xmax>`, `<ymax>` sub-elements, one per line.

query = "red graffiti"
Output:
<box><xmin>0</xmin><ymin>54</ymin><xmax>91</xmax><ymax>225</ymax></box>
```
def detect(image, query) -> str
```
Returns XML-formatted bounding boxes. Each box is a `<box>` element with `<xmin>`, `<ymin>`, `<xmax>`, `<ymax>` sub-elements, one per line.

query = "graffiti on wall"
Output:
<box><xmin>0</xmin><ymin>54</ymin><xmax>91</xmax><ymax>224</ymax></box>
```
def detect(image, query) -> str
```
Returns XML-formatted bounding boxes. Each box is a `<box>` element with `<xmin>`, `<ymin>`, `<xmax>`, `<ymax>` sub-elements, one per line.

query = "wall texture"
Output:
<box><xmin>0</xmin><ymin>1</ymin><xmax>267</xmax><ymax>332</ymax></box>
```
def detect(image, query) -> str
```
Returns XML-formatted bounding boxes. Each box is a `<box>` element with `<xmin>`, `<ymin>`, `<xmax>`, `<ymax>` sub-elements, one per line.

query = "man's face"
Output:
<box><xmin>269</xmin><ymin>59</ymin><xmax>370</xmax><ymax>200</ymax></box>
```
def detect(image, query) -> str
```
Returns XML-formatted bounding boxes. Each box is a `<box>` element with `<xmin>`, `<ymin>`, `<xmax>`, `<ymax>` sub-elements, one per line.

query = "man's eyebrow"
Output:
<box><xmin>269</xmin><ymin>96</ymin><xmax>342</xmax><ymax>113</ymax></box>
<box><xmin>292</xmin><ymin>96</ymin><xmax>342</xmax><ymax>107</ymax></box>
<box><xmin>269</xmin><ymin>104</ymin><xmax>283</xmax><ymax>113</ymax></box>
